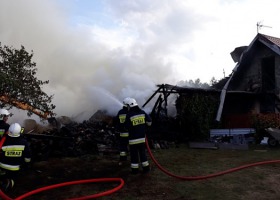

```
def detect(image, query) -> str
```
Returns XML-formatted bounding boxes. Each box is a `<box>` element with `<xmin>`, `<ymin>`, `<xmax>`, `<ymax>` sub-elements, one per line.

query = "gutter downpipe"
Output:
<box><xmin>215</xmin><ymin>66</ymin><xmax>237</xmax><ymax>122</ymax></box>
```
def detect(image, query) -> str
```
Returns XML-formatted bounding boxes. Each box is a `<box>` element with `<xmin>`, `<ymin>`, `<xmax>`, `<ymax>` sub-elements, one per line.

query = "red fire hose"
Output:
<box><xmin>145</xmin><ymin>137</ymin><xmax>280</xmax><ymax>180</ymax></box>
<box><xmin>0</xmin><ymin>134</ymin><xmax>125</xmax><ymax>200</ymax></box>
<box><xmin>2</xmin><ymin>135</ymin><xmax>280</xmax><ymax>199</ymax></box>
<box><xmin>0</xmin><ymin>177</ymin><xmax>124</xmax><ymax>200</ymax></box>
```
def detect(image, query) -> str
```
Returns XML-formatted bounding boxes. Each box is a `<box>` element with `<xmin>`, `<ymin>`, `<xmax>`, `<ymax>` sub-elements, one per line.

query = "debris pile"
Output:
<box><xmin>20</xmin><ymin>110</ymin><xmax>177</xmax><ymax>162</ymax></box>
<box><xmin>22</xmin><ymin>110</ymin><xmax>119</xmax><ymax>161</ymax></box>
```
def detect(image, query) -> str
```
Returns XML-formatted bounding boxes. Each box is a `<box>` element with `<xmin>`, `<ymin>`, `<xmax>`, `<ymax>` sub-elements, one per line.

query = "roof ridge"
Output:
<box><xmin>259</xmin><ymin>33</ymin><xmax>280</xmax><ymax>47</ymax></box>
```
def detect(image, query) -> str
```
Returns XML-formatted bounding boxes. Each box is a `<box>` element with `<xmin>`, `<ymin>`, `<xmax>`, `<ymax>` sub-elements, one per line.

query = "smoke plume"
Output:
<box><xmin>0</xmin><ymin>0</ymin><xmax>215</xmax><ymax>123</ymax></box>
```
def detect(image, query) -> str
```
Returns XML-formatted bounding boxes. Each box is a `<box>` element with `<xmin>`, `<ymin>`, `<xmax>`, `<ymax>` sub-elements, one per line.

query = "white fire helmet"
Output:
<box><xmin>127</xmin><ymin>98</ymin><xmax>138</xmax><ymax>107</ymax></box>
<box><xmin>123</xmin><ymin>97</ymin><xmax>131</xmax><ymax>107</ymax></box>
<box><xmin>8</xmin><ymin>123</ymin><xmax>22</xmax><ymax>137</ymax></box>
<box><xmin>0</xmin><ymin>109</ymin><xmax>10</xmax><ymax>120</ymax></box>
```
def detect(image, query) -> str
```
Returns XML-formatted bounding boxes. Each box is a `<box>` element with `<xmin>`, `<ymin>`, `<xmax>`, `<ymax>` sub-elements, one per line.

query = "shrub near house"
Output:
<box><xmin>176</xmin><ymin>93</ymin><xmax>219</xmax><ymax>141</ymax></box>
<box><xmin>251</xmin><ymin>113</ymin><xmax>280</xmax><ymax>143</ymax></box>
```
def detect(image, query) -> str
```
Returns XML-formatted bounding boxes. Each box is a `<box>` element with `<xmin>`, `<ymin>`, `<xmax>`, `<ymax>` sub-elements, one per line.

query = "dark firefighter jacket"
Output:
<box><xmin>0</xmin><ymin>120</ymin><xmax>10</xmax><ymax>137</ymax></box>
<box><xmin>116</xmin><ymin>107</ymin><xmax>129</xmax><ymax>137</ymax></box>
<box><xmin>124</xmin><ymin>107</ymin><xmax>152</xmax><ymax>145</ymax></box>
<box><xmin>0</xmin><ymin>136</ymin><xmax>31</xmax><ymax>171</ymax></box>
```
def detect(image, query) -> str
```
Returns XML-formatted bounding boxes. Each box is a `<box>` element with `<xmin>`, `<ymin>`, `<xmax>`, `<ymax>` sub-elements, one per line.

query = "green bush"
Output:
<box><xmin>176</xmin><ymin>93</ymin><xmax>219</xmax><ymax>141</ymax></box>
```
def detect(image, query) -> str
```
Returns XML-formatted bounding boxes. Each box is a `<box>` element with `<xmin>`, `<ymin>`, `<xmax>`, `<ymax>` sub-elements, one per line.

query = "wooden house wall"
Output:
<box><xmin>225</xmin><ymin>42</ymin><xmax>280</xmax><ymax>115</ymax></box>
<box><xmin>275</xmin><ymin>54</ymin><xmax>280</xmax><ymax>94</ymax></box>
<box><xmin>223</xmin><ymin>114</ymin><xmax>253</xmax><ymax>128</ymax></box>
<box><xmin>229</xmin><ymin>42</ymin><xmax>279</xmax><ymax>92</ymax></box>
<box><xmin>220</xmin><ymin>41</ymin><xmax>280</xmax><ymax>127</ymax></box>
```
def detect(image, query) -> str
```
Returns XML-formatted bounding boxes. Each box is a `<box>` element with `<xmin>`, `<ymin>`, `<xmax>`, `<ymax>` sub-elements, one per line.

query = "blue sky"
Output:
<box><xmin>60</xmin><ymin>0</ymin><xmax>109</xmax><ymax>27</ymax></box>
<box><xmin>1</xmin><ymin>0</ymin><xmax>280</xmax><ymax>121</ymax></box>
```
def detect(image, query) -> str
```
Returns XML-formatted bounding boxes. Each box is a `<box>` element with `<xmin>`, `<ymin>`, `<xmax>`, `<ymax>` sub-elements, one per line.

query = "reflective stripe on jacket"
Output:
<box><xmin>0</xmin><ymin>136</ymin><xmax>31</xmax><ymax>171</ymax></box>
<box><xmin>129</xmin><ymin>137</ymin><xmax>145</xmax><ymax>145</ymax></box>
<box><xmin>125</xmin><ymin>108</ymin><xmax>152</xmax><ymax>144</ymax></box>
<box><xmin>116</xmin><ymin>107</ymin><xmax>129</xmax><ymax>134</ymax></box>
<box><xmin>120</xmin><ymin>132</ymin><xmax>129</xmax><ymax>137</ymax></box>
<box><xmin>0</xmin><ymin>162</ymin><xmax>20</xmax><ymax>171</ymax></box>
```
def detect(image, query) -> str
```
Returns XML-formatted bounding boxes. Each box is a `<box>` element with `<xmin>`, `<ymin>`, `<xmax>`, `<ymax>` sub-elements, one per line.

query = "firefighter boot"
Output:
<box><xmin>1</xmin><ymin>179</ymin><xmax>14</xmax><ymax>191</ymax></box>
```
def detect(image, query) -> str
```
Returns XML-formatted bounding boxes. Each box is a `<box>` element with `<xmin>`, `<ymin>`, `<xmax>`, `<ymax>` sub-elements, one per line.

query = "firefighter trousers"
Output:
<box><xmin>119</xmin><ymin>136</ymin><xmax>129</xmax><ymax>161</ymax></box>
<box><xmin>129</xmin><ymin>143</ymin><xmax>150</xmax><ymax>174</ymax></box>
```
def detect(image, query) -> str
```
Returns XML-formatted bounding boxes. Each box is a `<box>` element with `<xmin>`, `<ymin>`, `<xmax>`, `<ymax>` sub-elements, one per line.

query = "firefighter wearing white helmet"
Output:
<box><xmin>115</xmin><ymin>97</ymin><xmax>131</xmax><ymax>165</ymax></box>
<box><xmin>0</xmin><ymin>109</ymin><xmax>10</xmax><ymax>119</ymax></box>
<box><xmin>127</xmin><ymin>98</ymin><xmax>138</xmax><ymax>107</ymax></box>
<box><xmin>8</xmin><ymin>123</ymin><xmax>21</xmax><ymax>137</ymax></box>
<box><xmin>124</xmin><ymin>98</ymin><xmax>152</xmax><ymax>174</ymax></box>
<box><xmin>123</xmin><ymin>97</ymin><xmax>131</xmax><ymax>107</ymax></box>
<box><xmin>0</xmin><ymin>123</ymin><xmax>31</xmax><ymax>191</ymax></box>
<box><xmin>0</xmin><ymin>109</ymin><xmax>11</xmax><ymax>137</ymax></box>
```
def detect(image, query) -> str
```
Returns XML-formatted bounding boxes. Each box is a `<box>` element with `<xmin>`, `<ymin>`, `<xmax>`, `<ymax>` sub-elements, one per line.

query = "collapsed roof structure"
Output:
<box><xmin>143</xmin><ymin>33</ymin><xmax>280</xmax><ymax>129</ymax></box>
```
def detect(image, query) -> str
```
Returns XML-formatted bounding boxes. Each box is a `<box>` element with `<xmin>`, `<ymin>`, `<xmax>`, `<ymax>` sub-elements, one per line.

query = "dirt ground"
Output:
<box><xmin>2</xmin><ymin>152</ymin><xmax>177</xmax><ymax>200</ymax></box>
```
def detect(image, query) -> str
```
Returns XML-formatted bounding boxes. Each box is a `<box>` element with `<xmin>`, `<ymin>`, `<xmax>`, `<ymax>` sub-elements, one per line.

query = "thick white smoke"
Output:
<box><xmin>4</xmin><ymin>0</ymin><xmax>270</xmax><ymax>123</ymax></box>
<box><xmin>0</xmin><ymin>0</ymin><xmax>183</xmax><ymax>122</ymax></box>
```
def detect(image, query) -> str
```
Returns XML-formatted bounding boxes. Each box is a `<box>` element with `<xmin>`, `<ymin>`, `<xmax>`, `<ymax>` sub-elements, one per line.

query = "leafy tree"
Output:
<box><xmin>0</xmin><ymin>43</ymin><xmax>55</xmax><ymax>118</ymax></box>
<box><xmin>210</xmin><ymin>77</ymin><xmax>218</xmax><ymax>86</ymax></box>
<box><xmin>211</xmin><ymin>76</ymin><xmax>230</xmax><ymax>90</ymax></box>
<box><xmin>177</xmin><ymin>78</ymin><xmax>210</xmax><ymax>89</ymax></box>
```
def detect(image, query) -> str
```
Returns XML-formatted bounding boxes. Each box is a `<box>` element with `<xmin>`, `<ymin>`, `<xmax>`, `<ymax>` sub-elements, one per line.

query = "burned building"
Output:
<box><xmin>217</xmin><ymin>33</ymin><xmax>280</xmax><ymax>128</ymax></box>
<box><xmin>144</xmin><ymin>33</ymin><xmax>280</xmax><ymax>141</ymax></box>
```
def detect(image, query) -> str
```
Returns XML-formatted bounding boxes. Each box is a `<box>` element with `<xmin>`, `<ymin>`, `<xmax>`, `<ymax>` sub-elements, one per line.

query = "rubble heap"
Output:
<box><xmin>22</xmin><ymin>111</ymin><xmax>118</xmax><ymax>161</ymax></box>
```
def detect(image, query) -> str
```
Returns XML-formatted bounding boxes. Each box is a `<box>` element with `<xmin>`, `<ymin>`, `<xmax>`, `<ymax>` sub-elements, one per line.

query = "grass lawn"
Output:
<box><xmin>144</xmin><ymin>144</ymin><xmax>280</xmax><ymax>200</ymax></box>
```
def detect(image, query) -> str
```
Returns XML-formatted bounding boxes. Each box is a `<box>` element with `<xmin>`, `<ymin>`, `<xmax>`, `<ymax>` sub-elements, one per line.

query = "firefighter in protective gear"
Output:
<box><xmin>0</xmin><ymin>109</ymin><xmax>11</xmax><ymax>138</ymax></box>
<box><xmin>116</xmin><ymin>97</ymin><xmax>131</xmax><ymax>164</ymax></box>
<box><xmin>0</xmin><ymin>123</ymin><xmax>31</xmax><ymax>190</ymax></box>
<box><xmin>125</xmin><ymin>98</ymin><xmax>152</xmax><ymax>174</ymax></box>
